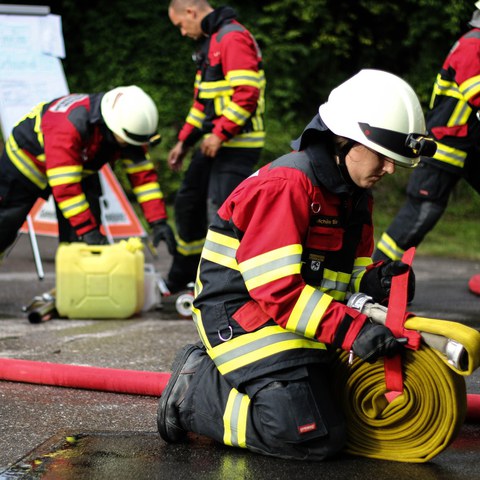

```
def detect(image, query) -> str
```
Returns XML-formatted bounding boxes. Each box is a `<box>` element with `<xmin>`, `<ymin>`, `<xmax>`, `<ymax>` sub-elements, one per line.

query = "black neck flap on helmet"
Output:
<box><xmin>335</xmin><ymin>139</ymin><xmax>356</xmax><ymax>186</ymax></box>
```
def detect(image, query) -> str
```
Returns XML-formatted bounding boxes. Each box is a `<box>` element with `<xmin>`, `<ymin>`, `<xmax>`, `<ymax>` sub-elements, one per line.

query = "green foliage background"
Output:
<box><xmin>6</xmin><ymin>0</ymin><xmax>480</xmax><ymax>257</ymax></box>
<box><xmin>51</xmin><ymin>0</ymin><xmax>472</xmax><ymax>194</ymax></box>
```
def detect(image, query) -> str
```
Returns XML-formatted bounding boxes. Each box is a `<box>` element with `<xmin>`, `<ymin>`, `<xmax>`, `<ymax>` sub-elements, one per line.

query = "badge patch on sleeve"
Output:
<box><xmin>308</xmin><ymin>253</ymin><xmax>324</xmax><ymax>272</ymax></box>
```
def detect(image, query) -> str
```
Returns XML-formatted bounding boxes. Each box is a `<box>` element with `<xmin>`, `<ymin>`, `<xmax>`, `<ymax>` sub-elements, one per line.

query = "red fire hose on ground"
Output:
<box><xmin>0</xmin><ymin>357</ymin><xmax>479</xmax><ymax>422</ymax></box>
<box><xmin>0</xmin><ymin>357</ymin><xmax>170</xmax><ymax>397</ymax></box>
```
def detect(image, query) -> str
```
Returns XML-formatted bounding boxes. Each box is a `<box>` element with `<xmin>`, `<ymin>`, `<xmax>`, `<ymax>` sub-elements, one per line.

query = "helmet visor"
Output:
<box><xmin>358</xmin><ymin>122</ymin><xmax>437</xmax><ymax>164</ymax></box>
<box><xmin>122</xmin><ymin>128</ymin><xmax>155</xmax><ymax>145</ymax></box>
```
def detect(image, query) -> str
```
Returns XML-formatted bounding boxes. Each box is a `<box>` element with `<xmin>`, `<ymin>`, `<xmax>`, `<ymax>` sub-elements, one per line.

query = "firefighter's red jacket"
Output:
<box><xmin>178</xmin><ymin>6</ymin><xmax>265</xmax><ymax>150</ymax></box>
<box><xmin>425</xmin><ymin>28</ymin><xmax>480</xmax><ymax>172</ymax></box>
<box><xmin>4</xmin><ymin>93</ymin><xmax>167</xmax><ymax>235</ymax></box>
<box><xmin>193</xmin><ymin>132</ymin><xmax>373</xmax><ymax>386</ymax></box>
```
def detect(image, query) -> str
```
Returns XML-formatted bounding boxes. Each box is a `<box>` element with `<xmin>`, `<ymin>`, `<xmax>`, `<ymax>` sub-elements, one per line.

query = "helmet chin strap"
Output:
<box><xmin>335</xmin><ymin>139</ymin><xmax>356</xmax><ymax>186</ymax></box>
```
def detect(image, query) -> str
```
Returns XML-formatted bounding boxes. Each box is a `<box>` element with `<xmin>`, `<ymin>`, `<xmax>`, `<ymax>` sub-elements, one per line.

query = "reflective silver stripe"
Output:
<box><xmin>224</xmin><ymin>106</ymin><xmax>249</xmax><ymax>124</ymax></box>
<box><xmin>241</xmin><ymin>253</ymin><xmax>301</xmax><ymax>282</ymax></box>
<box><xmin>200</xmin><ymin>84</ymin><xmax>232</xmax><ymax>94</ymax></box>
<box><xmin>434</xmin><ymin>144</ymin><xmax>466</xmax><ymax>167</ymax></box>
<box><xmin>377</xmin><ymin>232</ymin><xmax>404</xmax><ymax>261</ymax></box>
<box><xmin>223</xmin><ymin>389</ymin><xmax>250</xmax><ymax>448</ymax></box>
<box><xmin>48</xmin><ymin>171</ymin><xmax>81</xmax><ymax>182</ymax></box>
<box><xmin>462</xmin><ymin>78</ymin><xmax>480</xmax><ymax>98</ymax></box>
<box><xmin>450</xmin><ymin>101</ymin><xmax>471</xmax><ymax>125</ymax></box>
<box><xmin>320</xmin><ymin>277</ymin><xmax>349</xmax><ymax>294</ymax></box>
<box><xmin>294</xmin><ymin>288</ymin><xmax>325</xmax><ymax>335</ymax></box>
<box><xmin>62</xmin><ymin>198</ymin><xmax>87</xmax><ymax>215</ymax></box>
<box><xmin>224</xmin><ymin>132</ymin><xmax>265</xmax><ymax>145</ymax></box>
<box><xmin>204</xmin><ymin>237</ymin><xmax>237</xmax><ymax>260</ymax></box>
<box><xmin>351</xmin><ymin>266</ymin><xmax>367</xmax><ymax>285</ymax></box>
<box><xmin>135</xmin><ymin>185</ymin><xmax>160</xmax><ymax>197</ymax></box>
<box><xmin>229</xmin><ymin>73</ymin><xmax>261</xmax><ymax>85</ymax></box>
<box><xmin>6</xmin><ymin>137</ymin><xmax>47</xmax><ymax>188</ymax></box>
<box><xmin>213</xmin><ymin>330</ymin><xmax>320</xmax><ymax>369</ymax></box>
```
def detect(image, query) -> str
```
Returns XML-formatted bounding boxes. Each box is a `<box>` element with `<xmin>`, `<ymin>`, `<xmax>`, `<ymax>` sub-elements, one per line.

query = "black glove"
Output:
<box><xmin>352</xmin><ymin>322</ymin><xmax>405</xmax><ymax>364</ymax></box>
<box><xmin>360</xmin><ymin>260</ymin><xmax>415</xmax><ymax>304</ymax></box>
<box><xmin>151</xmin><ymin>220</ymin><xmax>176</xmax><ymax>255</ymax></box>
<box><xmin>80</xmin><ymin>227</ymin><xmax>108</xmax><ymax>245</ymax></box>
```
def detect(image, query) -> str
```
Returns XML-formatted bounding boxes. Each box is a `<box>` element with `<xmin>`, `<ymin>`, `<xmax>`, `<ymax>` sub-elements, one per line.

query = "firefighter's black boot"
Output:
<box><xmin>157</xmin><ymin>343</ymin><xmax>206</xmax><ymax>442</ymax></box>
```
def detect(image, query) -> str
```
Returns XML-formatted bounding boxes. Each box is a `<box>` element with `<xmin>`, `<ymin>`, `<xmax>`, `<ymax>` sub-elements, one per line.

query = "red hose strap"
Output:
<box><xmin>384</xmin><ymin>247</ymin><xmax>416</xmax><ymax>401</ymax></box>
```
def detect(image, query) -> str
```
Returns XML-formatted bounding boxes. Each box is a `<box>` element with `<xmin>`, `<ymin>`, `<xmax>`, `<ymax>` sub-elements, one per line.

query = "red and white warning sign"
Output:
<box><xmin>20</xmin><ymin>164</ymin><xmax>146</xmax><ymax>238</ymax></box>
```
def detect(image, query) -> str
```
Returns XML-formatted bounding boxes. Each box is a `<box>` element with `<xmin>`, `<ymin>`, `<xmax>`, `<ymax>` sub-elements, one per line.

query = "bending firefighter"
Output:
<box><xmin>0</xmin><ymin>86</ymin><xmax>176</xmax><ymax>262</ymax></box>
<box><xmin>166</xmin><ymin>0</ymin><xmax>266</xmax><ymax>293</ymax></box>
<box><xmin>157</xmin><ymin>70</ymin><xmax>437</xmax><ymax>460</ymax></box>
<box><xmin>374</xmin><ymin>2</ymin><xmax>480</xmax><ymax>262</ymax></box>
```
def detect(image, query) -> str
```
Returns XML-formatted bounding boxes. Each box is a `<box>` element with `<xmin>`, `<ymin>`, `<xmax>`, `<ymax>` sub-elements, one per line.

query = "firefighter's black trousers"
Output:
<box><xmin>167</xmin><ymin>147</ymin><xmax>260</xmax><ymax>291</ymax></box>
<box><xmin>178</xmin><ymin>346</ymin><xmax>347</xmax><ymax>460</ymax></box>
<box><xmin>373</xmin><ymin>159</ymin><xmax>480</xmax><ymax>262</ymax></box>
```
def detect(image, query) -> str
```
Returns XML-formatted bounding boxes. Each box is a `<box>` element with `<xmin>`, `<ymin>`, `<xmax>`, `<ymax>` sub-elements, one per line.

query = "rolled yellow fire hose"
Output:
<box><xmin>332</xmin><ymin>316</ymin><xmax>480</xmax><ymax>463</ymax></box>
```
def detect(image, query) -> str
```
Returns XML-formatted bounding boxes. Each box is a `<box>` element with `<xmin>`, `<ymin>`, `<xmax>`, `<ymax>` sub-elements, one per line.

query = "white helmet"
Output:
<box><xmin>319</xmin><ymin>69</ymin><xmax>435</xmax><ymax>167</ymax></box>
<box><xmin>101</xmin><ymin>85</ymin><xmax>159</xmax><ymax>146</ymax></box>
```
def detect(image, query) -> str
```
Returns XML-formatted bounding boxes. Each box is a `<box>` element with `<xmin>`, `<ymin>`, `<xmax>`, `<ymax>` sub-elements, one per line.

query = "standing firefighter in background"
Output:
<box><xmin>166</xmin><ymin>0</ymin><xmax>266</xmax><ymax>293</ymax></box>
<box><xmin>374</xmin><ymin>2</ymin><xmax>480</xmax><ymax>263</ymax></box>
<box><xmin>157</xmin><ymin>70</ymin><xmax>437</xmax><ymax>460</ymax></box>
<box><xmin>0</xmin><ymin>86</ymin><xmax>176</xmax><ymax>261</ymax></box>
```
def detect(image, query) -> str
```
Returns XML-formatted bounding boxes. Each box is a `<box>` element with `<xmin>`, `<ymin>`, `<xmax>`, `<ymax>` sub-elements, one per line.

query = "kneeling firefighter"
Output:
<box><xmin>157</xmin><ymin>70</ymin><xmax>437</xmax><ymax>460</ymax></box>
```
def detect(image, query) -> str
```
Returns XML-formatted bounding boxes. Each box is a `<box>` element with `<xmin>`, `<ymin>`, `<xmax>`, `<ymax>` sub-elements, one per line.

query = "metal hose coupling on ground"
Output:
<box><xmin>22</xmin><ymin>288</ymin><xmax>57</xmax><ymax>323</ymax></box>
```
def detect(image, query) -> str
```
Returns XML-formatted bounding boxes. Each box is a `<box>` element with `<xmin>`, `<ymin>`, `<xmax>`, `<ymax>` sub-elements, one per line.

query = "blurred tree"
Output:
<box><xmin>7</xmin><ymin>0</ymin><xmax>475</xmax><ymax>199</ymax></box>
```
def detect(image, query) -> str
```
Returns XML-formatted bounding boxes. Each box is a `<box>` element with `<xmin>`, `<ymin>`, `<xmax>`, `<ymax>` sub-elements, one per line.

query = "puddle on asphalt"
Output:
<box><xmin>1</xmin><ymin>427</ymin><xmax>480</xmax><ymax>480</ymax></box>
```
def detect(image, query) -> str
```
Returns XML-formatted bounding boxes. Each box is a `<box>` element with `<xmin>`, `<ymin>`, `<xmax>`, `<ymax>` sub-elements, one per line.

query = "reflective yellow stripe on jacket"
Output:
<box><xmin>46</xmin><ymin>165</ymin><xmax>82</xmax><ymax>187</ymax></box>
<box><xmin>376</xmin><ymin>232</ymin><xmax>405</xmax><ymax>261</ymax></box>
<box><xmin>185</xmin><ymin>107</ymin><xmax>206</xmax><ymax>130</ymax></box>
<box><xmin>319</xmin><ymin>269</ymin><xmax>351</xmax><ymax>301</ymax></box>
<box><xmin>176</xmin><ymin>235</ymin><xmax>206</xmax><ymax>257</ymax></box>
<box><xmin>122</xmin><ymin>157</ymin><xmax>156</xmax><ymax>174</ymax></box>
<box><xmin>132</xmin><ymin>182</ymin><xmax>163</xmax><ymax>204</ymax></box>
<box><xmin>223</xmin><ymin>101</ymin><xmax>252</xmax><ymax>127</ymax></box>
<box><xmin>459</xmin><ymin>73</ymin><xmax>480</xmax><ymax>102</ymax></box>
<box><xmin>6</xmin><ymin>135</ymin><xmax>47</xmax><ymax>189</ymax></box>
<box><xmin>222</xmin><ymin>131</ymin><xmax>265</xmax><ymax>149</ymax></box>
<box><xmin>286</xmin><ymin>285</ymin><xmax>332</xmax><ymax>338</ymax></box>
<box><xmin>209</xmin><ymin>325</ymin><xmax>326</xmax><ymax>376</ymax></box>
<box><xmin>5</xmin><ymin>102</ymin><xmax>48</xmax><ymax>189</ymax></box>
<box><xmin>226</xmin><ymin>69</ymin><xmax>262</xmax><ymax>89</ymax></box>
<box><xmin>57</xmin><ymin>193</ymin><xmax>89</xmax><ymax>219</ymax></box>
<box><xmin>199</xmin><ymin>79</ymin><xmax>234</xmax><ymax>99</ymax></box>
<box><xmin>432</xmin><ymin>141</ymin><xmax>467</xmax><ymax>169</ymax></box>
<box><xmin>202</xmin><ymin>229</ymin><xmax>240</xmax><ymax>270</ymax></box>
<box><xmin>238</xmin><ymin>244</ymin><xmax>302</xmax><ymax>290</ymax></box>
<box><xmin>430</xmin><ymin>75</ymin><xmax>462</xmax><ymax>107</ymax></box>
<box><xmin>350</xmin><ymin>257</ymin><xmax>371</xmax><ymax>292</ymax></box>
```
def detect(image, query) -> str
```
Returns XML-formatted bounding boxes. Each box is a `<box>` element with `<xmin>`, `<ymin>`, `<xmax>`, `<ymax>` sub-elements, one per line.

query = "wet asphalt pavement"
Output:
<box><xmin>0</xmin><ymin>234</ymin><xmax>479</xmax><ymax>479</ymax></box>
